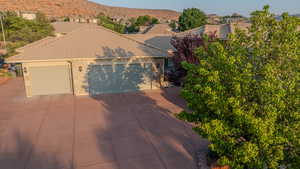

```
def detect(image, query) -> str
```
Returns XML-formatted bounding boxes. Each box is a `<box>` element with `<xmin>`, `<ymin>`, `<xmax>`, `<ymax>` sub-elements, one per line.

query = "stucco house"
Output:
<box><xmin>6</xmin><ymin>24</ymin><xmax>167</xmax><ymax>97</ymax></box>
<box><xmin>17</xmin><ymin>11</ymin><xmax>37</xmax><ymax>20</ymax></box>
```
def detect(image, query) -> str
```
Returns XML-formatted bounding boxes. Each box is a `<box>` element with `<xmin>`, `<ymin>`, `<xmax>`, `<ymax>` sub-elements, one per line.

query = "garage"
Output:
<box><xmin>87</xmin><ymin>63</ymin><xmax>153</xmax><ymax>95</ymax></box>
<box><xmin>6</xmin><ymin>24</ymin><xmax>167</xmax><ymax>97</ymax></box>
<box><xmin>29</xmin><ymin>64</ymin><xmax>73</xmax><ymax>96</ymax></box>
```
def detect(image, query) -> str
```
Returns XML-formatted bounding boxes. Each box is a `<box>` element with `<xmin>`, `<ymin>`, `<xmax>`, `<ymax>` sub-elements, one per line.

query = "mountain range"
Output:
<box><xmin>0</xmin><ymin>0</ymin><xmax>180</xmax><ymax>20</ymax></box>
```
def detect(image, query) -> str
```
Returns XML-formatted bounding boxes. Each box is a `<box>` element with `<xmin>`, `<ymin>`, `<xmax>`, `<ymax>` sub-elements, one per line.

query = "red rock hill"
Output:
<box><xmin>0</xmin><ymin>0</ymin><xmax>180</xmax><ymax>20</ymax></box>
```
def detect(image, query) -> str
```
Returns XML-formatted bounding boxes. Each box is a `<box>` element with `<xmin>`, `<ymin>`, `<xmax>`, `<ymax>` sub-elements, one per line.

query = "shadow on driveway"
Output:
<box><xmin>0</xmin><ymin>78</ymin><xmax>209</xmax><ymax>169</ymax></box>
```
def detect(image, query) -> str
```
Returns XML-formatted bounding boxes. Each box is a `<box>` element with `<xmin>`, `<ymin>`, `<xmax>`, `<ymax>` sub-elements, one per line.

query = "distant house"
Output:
<box><xmin>176</xmin><ymin>22</ymin><xmax>251</xmax><ymax>39</ymax></box>
<box><xmin>207</xmin><ymin>14</ymin><xmax>221</xmax><ymax>24</ymax></box>
<box><xmin>223</xmin><ymin>13</ymin><xmax>248</xmax><ymax>24</ymax></box>
<box><xmin>70</xmin><ymin>17</ymin><xmax>80</xmax><ymax>23</ymax></box>
<box><xmin>6</xmin><ymin>24</ymin><xmax>167</xmax><ymax>97</ymax></box>
<box><xmin>91</xmin><ymin>18</ymin><xmax>98</xmax><ymax>24</ymax></box>
<box><xmin>79</xmin><ymin>18</ymin><xmax>87</xmax><ymax>23</ymax></box>
<box><xmin>18</xmin><ymin>11</ymin><xmax>37</xmax><ymax>20</ymax></box>
<box><xmin>70</xmin><ymin>17</ymin><xmax>98</xmax><ymax>24</ymax></box>
<box><xmin>126</xmin><ymin>23</ymin><xmax>252</xmax><ymax>56</ymax></box>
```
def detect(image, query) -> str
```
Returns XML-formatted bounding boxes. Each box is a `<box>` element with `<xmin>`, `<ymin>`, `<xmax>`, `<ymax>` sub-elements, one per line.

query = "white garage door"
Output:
<box><xmin>88</xmin><ymin>63</ymin><xmax>153</xmax><ymax>95</ymax></box>
<box><xmin>29</xmin><ymin>65</ymin><xmax>73</xmax><ymax>96</ymax></box>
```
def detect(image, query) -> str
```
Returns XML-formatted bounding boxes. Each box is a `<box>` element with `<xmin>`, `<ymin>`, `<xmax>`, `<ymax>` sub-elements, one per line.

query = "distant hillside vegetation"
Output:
<box><xmin>0</xmin><ymin>0</ymin><xmax>180</xmax><ymax>20</ymax></box>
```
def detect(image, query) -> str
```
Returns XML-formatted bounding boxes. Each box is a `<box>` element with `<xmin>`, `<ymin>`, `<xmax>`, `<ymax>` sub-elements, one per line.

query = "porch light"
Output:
<box><xmin>23</xmin><ymin>67</ymin><xmax>27</xmax><ymax>74</ymax></box>
<box><xmin>78</xmin><ymin>66</ymin><xmax>83</xmax><ymax>72</ymax></box>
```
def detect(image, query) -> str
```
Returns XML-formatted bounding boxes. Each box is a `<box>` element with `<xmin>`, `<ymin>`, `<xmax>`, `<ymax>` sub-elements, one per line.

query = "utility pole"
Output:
<box><xmin>0</xmin><ymin>13</ymin><xmax>7</xmax><ymax>50</ymax></box>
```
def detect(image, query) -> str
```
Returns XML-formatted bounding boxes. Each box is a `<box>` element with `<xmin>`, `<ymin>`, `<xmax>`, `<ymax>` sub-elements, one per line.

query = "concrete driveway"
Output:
<box><xmin>0</xmin><ymin>78</ymin><xmax>208</xmax><ymax>169</ymax></box>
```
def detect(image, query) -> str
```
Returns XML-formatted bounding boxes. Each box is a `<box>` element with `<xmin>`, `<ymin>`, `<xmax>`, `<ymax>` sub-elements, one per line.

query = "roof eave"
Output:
<box><xmin>5</xmin><ymin>55</ymin><xmax>167</xmax><ymax>64</ymax></box>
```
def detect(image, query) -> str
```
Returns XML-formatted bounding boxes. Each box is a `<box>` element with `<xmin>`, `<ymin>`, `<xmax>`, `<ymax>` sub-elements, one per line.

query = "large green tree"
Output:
<box><xmin>178</xmin><ymin>8</ymin><xmax>207</xmax><ymax>32</ymax></box>
<box><xmin>179</xmin><ymin>6</ymin><xmax>300</xmax><ymax>169</ymax></box>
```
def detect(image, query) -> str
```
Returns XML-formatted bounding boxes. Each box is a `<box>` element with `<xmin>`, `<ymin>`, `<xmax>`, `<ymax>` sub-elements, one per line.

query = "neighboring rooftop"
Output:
<box><xmin>127</xmin><ymin>22</ymin><xmax>253</xmax><ymax>53</ymax></box>
<box><xmin>7</xmin><ymin>24</ymin><xmax>167</xmax><ymax>63</ymax></box>
<box><xmin>177</xmin><ymin>22</ymin><xmax>252</xmax><ymax>39</ymax></box>
<box><xmin>51</xmin><ymin>22</ymin><xmax>88</xmax><ymax>33</ymax></box>
<box><xmin>143</xmin><ymin>24</ymin><xmax>175</xmax><ymax>35</ymax></box>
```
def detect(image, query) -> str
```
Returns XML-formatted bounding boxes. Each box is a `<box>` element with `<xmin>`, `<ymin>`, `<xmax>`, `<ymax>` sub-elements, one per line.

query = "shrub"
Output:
<box><xmin>168</xmin><ymin>34</ymin><xmax>216</xmax><ymax>85</ymax></box>
<box><xmin>98</xmin><ymin>15</ymin><xmax>126</xmax><ymax>34</ymax></box>
<box><xmin>179</xmin><ymin>6</ymin><xmax>300</xmax><ymax>169</ymax></box>
<box><xmin>136</xmin><ymin>15</ymin><xmax>152</xmax><ymax>26</ymax></box>
<box><xmin>126</xmin><ymin>24</ymin><xmax>140</xmax><ymax>33</ymax></box>
<box><xmin>178</xmin><ymin>8</ymin><xmax>207</xmax><ymax>32</ymax></box>
<box><xmin>64</xmin><ymin>17</ymin><xmax>70</xmax><ymax>22</ymax></box>
<box><xmin>151</xmin><ymin>17</ymin><xmax>159</xmax><ymax>25</ymax></box>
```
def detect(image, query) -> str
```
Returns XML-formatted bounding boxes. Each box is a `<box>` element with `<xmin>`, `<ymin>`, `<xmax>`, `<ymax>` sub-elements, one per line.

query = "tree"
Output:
<box><xmin>0</xmin><ymin>11</ymin><xmax>54</xmax><ymax>57</ymax></box>
<box><xmin>178</xmin><ymin>8</ymin><xmax>207</xmax><ymax>32</ymax></box>
<box><xmin>136</xmin><ymin>15</ymin><xmax>152</xmax><ymax>26</ymax></box>
<box><xmin>178</xmin><ymin>6</ymin><xmax>300</xmax><ymax>169</ymax></box>
<box><xmin>151</xmin><ymin>17</ymin><xmax>159</xmax><ymax>24</ymax></box>
<box><xmin>135</xmin><ymin>15</ymin><xmax>159</xmax><ymax>26</ymax></box>
<box><xmin>168</xmin><ymin>34</ymin><xmax>216</xmax><ymax>85</ymax></box>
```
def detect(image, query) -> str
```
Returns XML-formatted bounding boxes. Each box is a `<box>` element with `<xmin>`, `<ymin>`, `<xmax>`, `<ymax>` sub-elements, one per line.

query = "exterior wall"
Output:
<box><xmin>22</xmin><ymin>61</ymin><xmax>72</xmax><ymax>97</ymax></box>
<box><xmin>72</xmin><ymin>57</ymin><xmax>164</xmax><ymax>96</ymax></box>
<box><xmin>21</xmin><ymin>57</ymin><xmax>164</xmax><ymax>97</ymax></box>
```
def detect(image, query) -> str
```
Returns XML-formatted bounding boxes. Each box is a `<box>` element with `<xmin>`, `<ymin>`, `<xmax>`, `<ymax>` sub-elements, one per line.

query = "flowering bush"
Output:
<box><xmin>168</xmin><ymin>34</ymin><xmax>216</xmax><ymax>85</ymax></box>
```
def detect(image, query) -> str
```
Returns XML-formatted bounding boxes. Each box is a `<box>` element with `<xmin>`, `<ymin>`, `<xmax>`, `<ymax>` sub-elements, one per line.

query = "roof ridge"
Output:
<box><xmin>15</xmin><ymin>24</ymin><xmax>90</xmax><ymax>53</ymax></box>
<box><xmin>95</xmin><ymin>25</ymin><xmax>168</xmax><ymax>55</ymax></box>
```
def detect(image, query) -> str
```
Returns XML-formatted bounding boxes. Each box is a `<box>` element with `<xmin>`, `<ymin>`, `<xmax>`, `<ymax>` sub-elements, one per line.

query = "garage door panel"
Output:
<box><xmin>30</xmin><ymin>65</ymin><xmax>72</xmax><ymax>96</ymax></box>
<box><xmin>88</xmin><ymin>63</ymin><xmax>153</xmax><ymax>95</ymax></box>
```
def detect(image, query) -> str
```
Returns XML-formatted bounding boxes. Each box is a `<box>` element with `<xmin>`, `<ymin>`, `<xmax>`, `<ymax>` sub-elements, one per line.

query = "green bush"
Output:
<box><xmin>151</xmin><ymin>17</ymin><xmax>159</xmax><ymax>25</ymax></box>
<box><xmin>179</xmin><ymin>6</ymin><xmax>300</xmax><ymax>169</ymax></box>
<box><xmin>126</xmin><ymin>24</ymin><xmax>140</xmax><ymax>33</ymax></box>
<box><xmin>64</xmin><ymin>17</ymin><xmax>70</xmax><ymax>22</ymax></box>
<box><xmin>136</xmin><ymin>15</ymin><xmax>152</xmax><ymax>26</ymax></box>
<box><xmin>98</xmin><ymin>15</ymin><xmax>125</xmax><ymax>34</ymax></box>
<box><xmin>178</xmin><ymin>8</ymin><xmax>207</xmax><ymax>32</ymax></box>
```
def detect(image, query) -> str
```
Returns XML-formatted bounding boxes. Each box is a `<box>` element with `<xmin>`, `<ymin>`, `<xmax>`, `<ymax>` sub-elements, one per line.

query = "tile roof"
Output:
<box><xmin>7</xmin><ymin>24</ymin><xmax>167</xmax><ymax>63</ymax></box>
<box><xmin>143</xmin><ymin>24</ymin><xmax>175</xmax><ymax>35</ymax></box>
<box><xmin>51</xmin><ymin>22</ymin><xmax>89</xmax><ymax>33</ymax></box>
<box><xmin>126</xmin><ymin>34</ymin><xmax>174</xmax><ymax>52</ymax></box>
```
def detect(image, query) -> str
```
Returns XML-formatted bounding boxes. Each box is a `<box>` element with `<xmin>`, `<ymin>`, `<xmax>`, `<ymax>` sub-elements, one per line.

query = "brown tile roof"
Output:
<box><xmin>176</xmin><ymin>26</ymin><xmax>205</xmax><ymax>37</ymax></box>
<box><xmin>203</xmin><ymin>24</ymin><xmax>230</xmax><ymax>39</ymax></box>
<box><xmin>144</xmin><ymin>24</ymin><xmax>175</xmax><ymax>35</ymax></box>
<box><xmin>51</xmin><ymin>22</ymin><xmax>89</xmax><ymax>33</ymax></box>
<box><xmin>126</xmin><ymin>34</ymin><xmax>174</xmax><ymax>52</ymax></box>
<box><xmin>7</xmin><ymin>24</ymin><xmax>167</xmax><ymax>63</ymax></box>
<box><xmin>129</xmin><ymin>23</ymin><xmax>300</xmax><ymax>53</ymax></box>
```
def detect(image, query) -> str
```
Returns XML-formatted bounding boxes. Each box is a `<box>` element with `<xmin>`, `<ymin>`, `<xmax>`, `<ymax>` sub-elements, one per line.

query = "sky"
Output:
<box><xmin>91</xmin><ymin>0</ymin><xmax>300</xmax><ymax>16</ymax></box>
